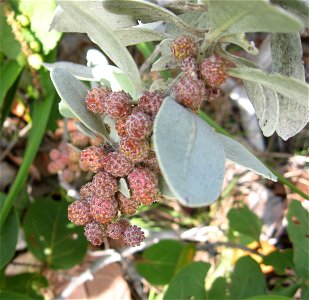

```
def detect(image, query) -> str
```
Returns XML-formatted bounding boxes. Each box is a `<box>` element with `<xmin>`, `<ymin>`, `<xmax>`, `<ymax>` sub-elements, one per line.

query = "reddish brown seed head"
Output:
<box><xmin>93</xmin><ymin>171</ymin><xmax>118</xmax><ymax>197</ymax></box>
<box><xmin>127</xmin><ymin>166</ymin><xmax>160</xmax><ymax>206</ymax></box>
<box><xmin>180</xmin><ymin>57</ymin><xmax>198</xmax><ymax>79</ymax></box>
<box><xmin>84</xmin><ymin>221</ymin><xmax>107</xmax><ymax>246</ymax></box>
<box><xmin>138</xmin><ymin>91</ymin><xmax>164</xmax><ymax>117</ymax></box>
<box><xmin>102</xmin><ymin>152</ymin><xmax>134</xmax><ymax>177</ymax></box>
<box><xmin>120</xmin><ymin>137</ymin><xmax>150</xmax><ymax>163</ymax></box>
<box><xmin>171</xmin><ymin>36</ymin><xmax>198</xmax><ymax>61</ymax></box>
<box><xmin>104</xmin><ymin>91</ymin><xmax>132</xmax><ymax>119</ymax></box>
<box><xmin>68</xmin><ymin>200</ymin><xmax>92</xmax><ymax>226</ymax></box>
<box><xmin>140</xmin><ymin>150</ymin><xmax>161</xmax><ymax>174</ymax></box>
<box><xmin>116</xmin><ymin>118</ymin><xmax>128</xmax><ymax>137</ymax></box>
<box><xmin>199</xmin><ymin>55</ymin><xmax>228</xmax><ymax>87</ymax></box>
<box><xmin>174</xmin><ymin>76</ymin><xmax>206</xmax><ymax>111</ymax></box>
<box><xmin>80</xmin><ymin>146</ymin><xmax>107</xmax><ymax>172</ymax></box>
<box><xmin>90</xmin><ymin>195</ymin><xmax>118</xmax><ymax>224</ymax></box>
<box><xmin>49</xmin><ymin>149</ymin><xmax>61</xmax><ymax>161</ymax></box>
<box><xmin>70</xmin><ymin>131</ymin><xmax>90</xmax><ymax>148</ymax></box>
<box><xmin>61</xmin><ymin>169</ymin><xmax>75</xmax><ymax>183</ymax></box>
<box><xmin>117</xmin><ymin>193</ymin><xmax>140</xmax><ymax>215</ymax></box>
<box><xmin>107</xmin><ymin>218</ymin><xmax>130</xmax><ymax>240</ymax></box>
<box><xmin>123</xmin><ymin>225</ymin><xmax>145</xmax><ymax>247</ymax></box>
<box><xmin>205</xmin><ymin>86</ymin><xmax>221</xmax><ymax>102</ymax></box>
<box><xmin>85</xmin><ymin>87</ymin><xmax>111</xmax><ymax>114</ymax></box>
<box><xmin>125</xmin><ymin>111</ymin><xmax>153</xmax><ymax>140</ymax></box>
<box><xmin>80</xmin><ymin>182</ymin><xmax>95</xmax><ymax>201</ymax></box>
<box><xmin>47</xmin><ymin>160</ymin><xmax>66</xmax><ymax>174</ymax></box>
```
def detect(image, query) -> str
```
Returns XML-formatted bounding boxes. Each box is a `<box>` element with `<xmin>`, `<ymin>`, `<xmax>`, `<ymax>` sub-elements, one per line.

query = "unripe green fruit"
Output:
<box><xmin>16</xmin><ymin>15</ymin><xmax>30</xmax><ymax>27</ymax></box>
<box><xmin>28</xmin><ymin>54</ymin><xmax>43</xmax><ymax>70</ymax></box>
<box><xmin>29</xmin><ymin>41</ymin><xmax>41</xmax><ymax>53</ymax></box>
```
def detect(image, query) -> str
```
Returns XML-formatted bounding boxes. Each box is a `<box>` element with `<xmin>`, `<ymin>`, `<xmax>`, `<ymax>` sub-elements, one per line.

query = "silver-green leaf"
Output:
<box><xmin>56</xmin><ymin>1</ymin><xmax>142</xmax><ymax>94</ymax></box>
<box><xmin>50</xmin><ymin>67</ymin><xmax>111</xmax><ymax>142</ymax></box>
<box><xmin>271</xmin><ymin>32</ymin><xmax>308</xmax><ymax>140</ymax></box>
<box><xmin>218</xmin><ymin>134</ymin><xmax>277</xmax><ymax>181</ymax></box>
<box><xmin>153</xmin><ymin>97</ymin><xmax>226</xmax><ymax>207</ymax></box>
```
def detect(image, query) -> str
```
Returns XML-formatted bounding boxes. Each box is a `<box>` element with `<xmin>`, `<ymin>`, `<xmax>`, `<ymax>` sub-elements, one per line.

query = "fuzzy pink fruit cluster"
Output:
<box><xmin>171</xmin><ymin>36</ymin><xmax>228</xmax><ymax>110</ymax></box>
<box><xmin>68</xmin><ymin>88</ymin><xmax>165</xmax><ymax>247</ymax></box>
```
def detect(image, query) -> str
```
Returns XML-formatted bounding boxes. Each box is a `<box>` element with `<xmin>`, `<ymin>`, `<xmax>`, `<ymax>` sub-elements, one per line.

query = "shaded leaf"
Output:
<box><xmin>0</xmin><ymin>273</ymin><xmax>48</xmax><ymax>300</ymax></box>
<box><xmin>228</xmin><ymin>206</ymin><xmax>262</xmax><ymax>243</ymax></box>
<box><xmin>271</xmin><ymin>33</ymin><xmax>308</xmax><ymax>140</ymax></box>
<box><xmin>228</xmin><ymin>67</ymin><xmax>309</xmax><ymax>108</ymax></box>
<box><xmin>136</xmin><ymin>240</ymin><xmax>185</xmax><ymax>285</ymax></box>
<box><xmin>159</xmin><ymin>176</ymin><xmax>178</xmax><ymax>200</ymax></box>
<box><xmin>220</xmin><ymin>33</ymin><xmax>259</xmax><ymax>55</ymax></box>
<box><xmin>287</xmin><ymin>200</ymin><xmax>309</xmax><ymax>279</ymax></box>
<box><xmin>153</xmin><ymin>97</ymin><xmax>225</xmax><ymax>207</ymax></box>
<box><xmin>0</xmin><ymin>193</ymin><xmax>19</xmax><ymax>270</ymax></box>
<box><xmin>246</xmin><ymin>296</ymin><xmax>293</xmax><ymax>300</ymax></box>
<box><xmin>218</xmin><ymin>134</ymin><xmax>277</xmax><ymax>181</ymax></box>
<box><xmin>0</xmin><ymin>291</ymin><xmax>33</xmax><ymax>300</ymax></box>
<box><xmin>263</xmin><ymin>249</ymin><xmax>294</xmax><ymax>275</ymax></box>
<box><xmin>230</xmin><ymin>256</ymin><xmax>267</xmax><ymax>299</ymax></box>
<box><xmin>206</xmin><ymin>277</ymin><xmax>227</xmax><ymax>300</ymax></box>
<box><xmin>50</xmin><ymin>68</ymin><xmax>112</xmax><ymax>142</ymax></box>
<box><xmin>23</xmin><ymin>198</ymin><xmax>88</xmax><ymax>269</ymax></box>
<box><xmin>163</xmin><ymin>262</ymin><xmax>210</xmax><ymax>300</ymax></box>
<box><xmin>56</xmin><ymin>1</ymin><xmax>142</xmax><ymax>93</ymax></box>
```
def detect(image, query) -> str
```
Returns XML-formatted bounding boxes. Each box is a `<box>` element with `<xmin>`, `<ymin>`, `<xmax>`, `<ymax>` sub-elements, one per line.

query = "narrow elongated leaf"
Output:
<box><xmin>0</xmin><ymin>194</ymin><xmax>19</xmax><ymax>270</ymax></box>
<box><xmin>287</xmin><ymin>200</ymin><xmax>309</xmax><ymax>279</ymax></box>
<box><xmin>0</xmin><ymin>60</ymin><xmax>23</xmax><ymax>109</ymax></box>
<box><xmin>228</xmin><ymin>67</ymin><xmax>309</xmax><ymax>108</ymax></box>
<box><xmin>218</xmin><ymin>134</ymin><xmax>277</xmax><ymax>181</ymax></box>
<box><xmin>207</xmin><ymin>0</ymin><xmax>302</xmax><ymax>39</ymax></box>
<box><xmin>23</xmin><ymin>198</ymin><xmax>88</xmax><ymax>269</ymax></box>
<box><xmin>163</xmin><ymin>262</ymin><xmax>210</xmax><ymax>300</ymax></box>
<box><xmin>228</xmin><ymin>206</ymin><xmax>262</xmax><ymax>243</ymax></box>
<box><xmin>50</xmin><ymin>3</ymin><xmax>135</xmax><ymax>32</ymax></box>
<box><xmin>103</xmin><ymin>0</ymin><xmax>200</xmax><ymax>35</ymax></box>
<box><xmin>50</xmin><ymin>68</ymin><xmax>112</xmax><ymax>142</ymax></box>
<box><xmin>43</xmin><ymin>62</ymin><xmax>95</xmax><ymax>81</ymax></box>
<box><xmin>115</xmin><ymin>28</ymin><xmax>167</xmax><ymax>46</ymax></box>
<box><xmin>230</xmin><ymin>256</ymin><xmax>267</xmax><ymax>299</ymax></box>
<box><xmin>0</xmin><ymin>67</ymin><xmax>56</xmax><ymax>226</ymax></box>
<box><xmin>153</xmin><ymin>97</ymin><xmax>225</xmax><ymax>207</ymax></box>
<box><xmin>56</xmin><ymin>1</ymin><xmax>142</xmax><ymax>93</ymax></box>
<box><xmin>271</xmin><ymin>33</ymin><xmax>308</xmax><ymax>140</ymax></box>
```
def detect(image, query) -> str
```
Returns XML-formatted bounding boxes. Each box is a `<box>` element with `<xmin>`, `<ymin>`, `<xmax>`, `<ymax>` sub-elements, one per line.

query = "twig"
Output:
<box><xmin>140</xmin><ymin>45</ymin><xmax>161</xmax><ymax>76</ymax></box>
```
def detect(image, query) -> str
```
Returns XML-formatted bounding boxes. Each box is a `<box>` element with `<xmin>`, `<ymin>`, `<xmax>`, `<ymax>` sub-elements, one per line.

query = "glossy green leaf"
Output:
<box><xmin>271</xmin><ymin>33</ymin><xmax>307</xmax><ymax>140</ymax></box>
<box><xmin>50</xmin><ymin>67</ymin><xmax>112</xmax><ymax>142</ymax></box>
<box><xmin>0</xmin><ymin>60</ymin><xmax>23</xmax><ymax>109</ymax></box>
<box><xmin>263</xmin><ymin>249</ymin><xmax>293</xmax><ymax>275</ymax></box>
<box><xmin>207</xmin><ymin>0</ymin><xmax>302</xmax><ymax>40</ymax></box>
<box><xmin>56</xmin><ymin>1</ymin><xmax>142</xmax><ymax>93</ymax></box>
<box><xmin>43</xmin><ymin>62</ymin><xmax>95</xmax><ymax>81</ymax></box>
<box><xmin>0</xmin><ymin>291</ymin><xmax>33</xmax><ymax>300</ymax></box>
<box><xmin>228</xmin><ymin>67</ymin><xmax>309</xmax><ymax>108</ymax></box>
<box><xmin>153</xmin><ymin>97</ymin><xmax>225</xmax><ymax>207</ymax></box>
<box><xmin>206</xmin><ymin>277</ymin><xmax>227</xmax><ymax>300</ymax></box>
<box><xmin>103</xmin><ymin>0</ymin><xmax>200</xmax><ymax>36</ymax></box>
<box><xmin>0</xmin><ymin>194</ymin><xmax>19</xmax><ymax>270</ymax></box>
<box><xmin>271</xmin><ymin>283</ymin><xmax>299</xmax><ymax>298</ymax></box>
<box><xmin>218</xmin><ymin>134</ymin><xmax>277</xmax><ymax>181</ymax></box>
<box><xmin>287</xmin><ymin>200</ymin><xmax>309</xmax><ymax>279</ymax></box>
<box><xmin>23</xmin><ymin>198</ymin><xmax>88</xmax><ymax>269</ymax></box>
<box><xmin>0</xmin><ymin>66</ymin><xmax>56</xmax><ymax>227</ymax></box>
<box><xmin>163</xmin><ymin>262</ymin><xmax>210</xmax><ymax>300</ymax></box>
<box><xmin>228</xmin><ymin>206</ymin><xmax>262</xmax><ymax>243</ymax></box>
<box><xmin>246</xmin><ymin>296</ymin><xmax>293</xmax><ymax>300</ymax></box>
<box><xmin>230</xmin><ymin>256</ymin><xmax>267</xmax><ymax>299</ymax></box>
<box><xmin>0</xmin><ymin>273</ymin><xmax>48</xmax><ymax>300</ymax></box>
<box><xmin>136</xmin><ymin>240</ymin><xmax>186</xmax><ymax>285</ymax></box>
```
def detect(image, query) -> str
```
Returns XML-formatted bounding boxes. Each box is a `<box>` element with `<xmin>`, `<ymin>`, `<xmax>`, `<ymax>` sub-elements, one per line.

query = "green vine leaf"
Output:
<box><xmin>218</xmin><ymin>134</ymin><xmax>277</xmax><ymax>181</ymax></box>
<box><xmin>153</xmin><ymin>97</ymin><xmax>226</xmax><ymax>207</ymax></box>
<box><xmin>271</xmin><ymin>32</ymin><xmax>308</xmax><ymax>140</ymax></box>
